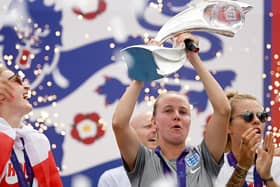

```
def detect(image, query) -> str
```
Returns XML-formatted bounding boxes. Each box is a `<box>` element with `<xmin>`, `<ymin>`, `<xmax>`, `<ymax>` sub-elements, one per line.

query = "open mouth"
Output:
<box><xmin>23</xmin><ymin>94</ymin><xmax>29</xmax><ymax>100</ymax></box>
<box><xmin>254</xmin><ymin>127</ymin><xmax>261</xmax><ymax>134</ymax></box>
<box><xmin>173</xmin><ymin>125</ymin><xmax>182</xmax><ymax>129</ymax></box>
<box><xmin>148</xmin><ymin>138</ymin><xmax>157</xmax><ymax>142</ymax></box>
<box><xmin>23</xmin><ymin>91</ymin><xmax>31</xmax><ymax>100</ymax></box>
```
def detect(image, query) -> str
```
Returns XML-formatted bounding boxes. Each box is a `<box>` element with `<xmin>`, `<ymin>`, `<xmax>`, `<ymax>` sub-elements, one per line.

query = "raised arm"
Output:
<box><xmin>0</xmin><ymin>126</ymin><xmax>15</xmax><ymax>181</ymax></box>
<box><xmin>112</xmin><ymin>80</ymin><xmax>143</xmax><ymax>171</ymax></box>
<box><xmin>0</xmin><ymin>78</ymin><xmax>15</xmax><ymax>179</ymax></box>
<box><xmin>256</xmin><ymin>133</ymin><xmax>280</xmax><ymax>187</ymax></box>
<box><xmin>175</xmin><ymin>33</ymin><xmax>231</xmax><ymax>162</ymax></box>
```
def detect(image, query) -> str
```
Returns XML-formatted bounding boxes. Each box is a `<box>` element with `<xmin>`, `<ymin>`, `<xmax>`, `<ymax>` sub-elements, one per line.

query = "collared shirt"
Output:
<box><xmin>124</xmin><ymin>140</ymin><xmax>223</xmax><ymax>187</ymax></box>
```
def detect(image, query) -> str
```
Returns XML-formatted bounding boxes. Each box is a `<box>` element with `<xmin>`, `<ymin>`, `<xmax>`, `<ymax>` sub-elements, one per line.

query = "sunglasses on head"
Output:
<box><xmin>8</xmin><ymin>74</ymin><xmax>24</xmax><ymax>85</ymax></box>
<box><xmin>230</xmin><ymin>111</ymin><xmax>268</xmax><ymax>123</ymax></box>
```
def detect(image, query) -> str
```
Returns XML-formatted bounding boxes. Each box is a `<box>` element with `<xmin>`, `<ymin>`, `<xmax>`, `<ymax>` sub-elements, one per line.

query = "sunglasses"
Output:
<box><xmin>8</xmin><ymin>74</ymin><xmax>24</xmax><ymax>85</ymax></box>
<box><xmin>230</xmin><ymin>111</ymin><xmax>268</xmax><ymax>123</ymax></box>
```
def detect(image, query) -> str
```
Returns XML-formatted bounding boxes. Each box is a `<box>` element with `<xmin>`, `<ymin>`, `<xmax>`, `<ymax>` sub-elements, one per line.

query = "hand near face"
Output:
<box><xmin>238</xmin><ymin>127</ymin><xmax>262</xmax><ymax>169</ymax></box>
<box><xmin>256</xmin><ymin>132</ymin><xmax>274</xmax><ymax>179</ymax></box>
<box><xmin>0</xmin><ymin>77</ymin><xmax>14</xmax><ymax>102</ymax></box>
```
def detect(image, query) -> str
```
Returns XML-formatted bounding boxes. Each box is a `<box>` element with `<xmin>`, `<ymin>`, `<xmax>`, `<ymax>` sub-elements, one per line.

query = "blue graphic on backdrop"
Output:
<box><xmin>0</xmin><ymin>0</ymin><xmax>236</xmax><ymax>186</ymax></box>
<box><xmin>97</xmin><ymin>69</ymin><xmax>235</xmax><ymax>112</ymax></box>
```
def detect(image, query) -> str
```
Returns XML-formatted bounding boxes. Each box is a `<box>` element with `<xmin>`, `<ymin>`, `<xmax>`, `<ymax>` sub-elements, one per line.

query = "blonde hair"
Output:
<box><xmin>227</xmin><ymin>91</ymin><xmax>257</xmax><ymax>115</ymax></box>
<box><xmin>225</xmin><ymin>90</ymin><xmax>258</xmax><ymax>152</ymax></box>
<box><xmin>152</xmin><ymin>91</ymin><xmax>189</xmax><ymax>116</ymax></box>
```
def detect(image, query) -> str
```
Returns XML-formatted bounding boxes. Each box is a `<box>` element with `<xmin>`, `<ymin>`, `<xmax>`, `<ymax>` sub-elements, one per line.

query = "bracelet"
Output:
<box><xmin>235</xmin><ymin>164</ymin><xmax>248</xmax><ymax>178</ymax></box>
<box><xmin>263</xmin><ymin>177</ymin><xmax>273</xmax><ymax>184</ymax></box>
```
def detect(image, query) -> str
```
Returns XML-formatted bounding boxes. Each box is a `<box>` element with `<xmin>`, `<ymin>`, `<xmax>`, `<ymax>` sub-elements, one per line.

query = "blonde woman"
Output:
<box><xmin>0</xmin><ymin>66</ymin><xmax>63</xmax><ymax>187</ymax></box>
<box><xmin>215</xmin><ymin>92</ymin><xmax>280</xmax><ymax>186</ymax></box>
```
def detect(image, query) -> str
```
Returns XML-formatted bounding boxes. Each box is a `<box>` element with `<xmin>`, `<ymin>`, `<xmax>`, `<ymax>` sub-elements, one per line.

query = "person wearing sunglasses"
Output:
<box><xmin>214</xmin><ymin>91</ymin><xmax>280</xmax><ymax>186</ymax></box>
<box><xmin>0</xmin><ymin>66</ymin><xmax>63</xmax><ymax>187</ymax></box>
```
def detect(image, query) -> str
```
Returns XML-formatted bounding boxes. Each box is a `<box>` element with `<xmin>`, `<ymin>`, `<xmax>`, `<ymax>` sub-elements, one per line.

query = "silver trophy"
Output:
<box><xmin>121</xmin><ymin>0</ymin><xmax>253</xmax><ymax>81</ymax></box>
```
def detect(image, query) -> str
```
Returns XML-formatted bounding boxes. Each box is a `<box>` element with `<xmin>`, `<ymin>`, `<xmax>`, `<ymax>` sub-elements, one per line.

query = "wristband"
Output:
<box><xmin>236</xmin><ymin>164</ymin><xmax>248</xmax><ymax>178</ymax></box>
<box><xmin>263</xmin><ymin>177</ymin><xmax>273</xmax><ymax>184</ymax></box>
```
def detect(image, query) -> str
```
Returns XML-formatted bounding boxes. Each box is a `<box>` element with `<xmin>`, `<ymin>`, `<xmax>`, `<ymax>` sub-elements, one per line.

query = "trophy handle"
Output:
<box><xmin>184</xmin><ymin>39</ymin><xmax>199</xmax><ymax>53</ymax></box>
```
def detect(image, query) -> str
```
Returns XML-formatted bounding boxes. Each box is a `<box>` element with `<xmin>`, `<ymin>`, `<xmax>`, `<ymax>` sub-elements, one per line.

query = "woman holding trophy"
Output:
<box><xmin>112</xmin><ymin>32</ymin><xmax>231</xmax><ymax>187</ymax></box>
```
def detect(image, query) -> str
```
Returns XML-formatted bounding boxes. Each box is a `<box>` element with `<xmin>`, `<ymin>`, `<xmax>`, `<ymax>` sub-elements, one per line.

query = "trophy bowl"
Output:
<box><xmin>121</xmin><ymin>0</ymin><xmax>253</xmax><ymax>81</ymax></box>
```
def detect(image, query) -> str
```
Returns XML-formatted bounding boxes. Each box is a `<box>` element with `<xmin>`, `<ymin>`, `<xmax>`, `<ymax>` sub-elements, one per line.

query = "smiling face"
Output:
<box><xmin>152</xmin><ymin>92</ymin><xmax>191</xmax><ymax>147</ymax></box>
<box><xmin>0</xmin><ymin>68</ymin><xmax>32</xmax><ymax>117</ymax></box>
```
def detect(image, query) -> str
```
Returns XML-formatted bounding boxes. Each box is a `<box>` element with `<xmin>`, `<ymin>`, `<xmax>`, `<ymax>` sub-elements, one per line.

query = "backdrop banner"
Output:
<box><xmin>0</xmin><ymin>0</ymin><xmax>269</xmax><ymax>186</ymax></box>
